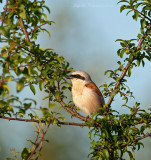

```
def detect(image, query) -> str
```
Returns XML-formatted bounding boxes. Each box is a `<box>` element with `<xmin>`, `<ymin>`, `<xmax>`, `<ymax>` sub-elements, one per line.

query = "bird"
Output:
<box><xmin>66</xmin><ymin>70</ymin><xmax>105</xmax><ymax>116</ymax></box>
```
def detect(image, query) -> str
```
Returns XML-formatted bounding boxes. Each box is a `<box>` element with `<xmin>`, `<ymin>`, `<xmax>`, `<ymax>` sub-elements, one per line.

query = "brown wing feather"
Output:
<box><xmin>85</xmin><ymin>82</ymin><xmax>102</xmax><ymax>97</ymax></box>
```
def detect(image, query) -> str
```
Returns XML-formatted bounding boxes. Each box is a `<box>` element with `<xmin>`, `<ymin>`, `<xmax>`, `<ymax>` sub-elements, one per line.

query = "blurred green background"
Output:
<box><xmin>0</xmin><ymin>0</ymin><xmax>151</xmax><ymax>159</ymax></box>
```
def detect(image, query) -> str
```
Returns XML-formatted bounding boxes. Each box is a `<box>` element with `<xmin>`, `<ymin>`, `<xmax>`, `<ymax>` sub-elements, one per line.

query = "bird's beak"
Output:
<box><xmin>66</xmin><ymin>75</ymin><xmax>72</xmax><ymax>79</ymax></box>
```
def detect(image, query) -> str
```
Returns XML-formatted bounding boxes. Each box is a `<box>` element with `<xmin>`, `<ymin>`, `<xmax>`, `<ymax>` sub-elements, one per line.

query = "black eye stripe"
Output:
<box><xmin>71</xmin><ymin>74</ymin><xmax>85</xmax><ymax>80</ymax></box>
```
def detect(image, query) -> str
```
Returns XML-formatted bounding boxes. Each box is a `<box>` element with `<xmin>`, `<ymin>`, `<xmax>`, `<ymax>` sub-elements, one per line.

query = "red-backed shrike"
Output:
<box><xmin>67</xmin><ymin>70</ymin><xmax>105</xmax><ymax>116</ymax></box>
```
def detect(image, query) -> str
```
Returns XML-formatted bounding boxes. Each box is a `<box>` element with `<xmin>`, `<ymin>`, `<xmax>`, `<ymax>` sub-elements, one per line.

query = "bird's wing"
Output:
<box><xmin>85</xmin><ymin>82</ymin><xmax>103</xmax><ymax>97</ymax></box>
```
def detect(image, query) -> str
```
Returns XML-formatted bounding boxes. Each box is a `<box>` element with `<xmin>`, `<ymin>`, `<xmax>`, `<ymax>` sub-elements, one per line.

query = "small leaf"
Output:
<box><xmin>21</xmin><ymin>148</ymin><xmax>31</xmax><ymax>160</ymax></box>
<box><xmin>30</xmin><ymin>84</ymin><xmax>36</xmax><ymax>95</ymax></box>
<box><xmin>137</xmin><ymin>59</ymin><xmax>140</xmax><ymax>66</ymax></box>
<box><xmin>128</xmin><ymin>67</ymin><xmax>132</xmax><ymax>77</ymax></box>
<box><xmin>2</xmin><ymin>85</ymin><xmax>10</xmax><ymax>93</ymax></box>
<box><xmin>49</xmin><ymin>103</ymin><xmax>55</xmax><ymax>108</ymax></box>
<box><xmin>103</xmin><ymin>149</ymin><xmax>109</xmax><ymax>159</ymax></box>
<box><xmin>19</xmin><ymin>4</ymin><xmax>26</xmax><ymax>19</ymax></box>
<box><xmin>16</xmin><ymin>80</ymin><xmax>24</xmax><ymax>92</ymax></box>
<box><xmin>120</xmin><ymin>5</ymin><xmax>126</xmax><ymax>12</ymax></box>
<box><xmin>39</xmin><ymin>80</ymin><xmax>44</xmax><ymax>91</ymax></box>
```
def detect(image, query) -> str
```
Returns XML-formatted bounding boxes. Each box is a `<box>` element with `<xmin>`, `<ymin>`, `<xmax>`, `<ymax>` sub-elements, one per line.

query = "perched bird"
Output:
<box><xmin>67</xmin><ymin>70</ymin><xmax>105</xmax><ymax>116</ymax></box>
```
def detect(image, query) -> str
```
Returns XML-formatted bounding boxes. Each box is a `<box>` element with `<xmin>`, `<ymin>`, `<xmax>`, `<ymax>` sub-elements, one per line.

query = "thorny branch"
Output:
<box><xmin>106</xmin><ymin>24</ymin><xmax>151</xmax><ymax>107</ymax></box>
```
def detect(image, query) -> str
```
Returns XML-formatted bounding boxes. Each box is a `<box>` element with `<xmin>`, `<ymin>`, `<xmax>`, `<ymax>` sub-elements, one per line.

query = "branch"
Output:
<box><xmin>130</xmin><ymin>5</ymin><xmax>151</xmax><ymax>21</ymax></box>
<box><xmin>106</xmin><ymin>24</ymin><xmax>151</xmax><ymax>107</ymax></box>
<box><xmin>60</xmin><ymin>100</ymin><xmax>90</xmax><ymax>122</ymax></box>
<box><xmin>135</xmin><ymin>118</ymin><xmax>151</xmax><ymax>125</ymax></box>
<box><xmin>33</xmin><ymin>124</ymin><xmax>50</xmax><ymax>160</ymax></box>
<box><xmin>20</xmin><ymin>18</ymin><xmax>30</xmax><ymax>41</ymax></box>
<box><xmin>133</xmin><ymin>133</ymin><xmax>151</xmax><ymax>143</ymax></box>
<box><xmin>8</xmin><ymin>62</ymin><xmax>36</xmax><ymax>70</ymax></box>
<box><xmin>121</xmin><ymin>133</ymin><xmax>151</xmax><ymax>147</ymax></box>
<box><xmin>27</xmin><ymin>123</ymin><xmax>50</xmax><ymax>160</ymax></box>
<box><xmin>11</xmin><ymin>149</ymin><xmax>18</xmax><ymax>160</ymax></box>
<box><xmin>28</xmin><ymin>22</ymin><xmax>47</xmax><ymax>35</ymax></box>
<box><xmin>0</xmin><ymin>116</ymin><xmax>86</xmax><ymax>127</ymax></box>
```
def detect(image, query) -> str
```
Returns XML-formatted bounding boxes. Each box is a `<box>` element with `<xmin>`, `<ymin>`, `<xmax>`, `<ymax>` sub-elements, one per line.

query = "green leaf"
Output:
<box><xmin>132</xmin><ymin>11</ymin><xmax>139</xmax><ymax>21</ymax></box>
<box><xmin>120</xmin><ymin>49</ymin><xmax>125</xmax><ymax>58</ymax></box>
<box><xmin>127</xmin><ymin>150</ymin><xmax>134</xmax><ymax>160</ymax></box>
<box><xmin>140</xmin><ymin>19</ymin><xmax>146</xmax><ymax>30</ymax></box>
<box><xmin>142</xmin><ymin>60</ymin><xmax>145</xmax><ymax>67</ymax></box>
<box><xmin>103</xmin><ymin>149</ymin><xmax>109</xmax><ymax>159</ymax></box>
<box><xmin>19</xmin><ymin>4</ymin><xmax>27</xmax><ymax>19</ymax></box>
<box><xmin>30</xmin><ymin>84</ymin><xmax>36</xmax><ymax>95</ymax></box>
<box><xmin>39</xmin><ymin>80</ymin><xmax>44</xmax><ymax>91</ymax></box>
<box><xmin>16</xmin><ymin>80</ymin><xmax>24</xmax><ymax>92</ymax></box>
<box><xmin>116</xmin><ymin>39</ymin><xmax>124</xmax><ymax>42</ymax></box>
<box><xmin>120</xmin><ymin>5</ymin><xmax>127</xmax><ymax>12</ymax></box>
<box><xmin>43</xmin><ymin>5</ymin><xmax>51</xmax><ymax>14</ymax></box>
<box><xmin>21</xmin><ymin>148</ymin><xmax>31</xmax><ymax>160</ymax></box>
<box><xmin>128</xmin><ymin>67</ymin><xmax>132</xmax><ymax>77</ymax></box>
<box><xmin>137</xmin><ymin>59</ymin><xmax>140</xmax><ymax>66</ymax></box>
<box><xmin>49</xmin><ymin>103</ymin><xmax>55</xmax><ymax>108</ymax></box>
<box><xmin>0</xmin><ymin>26</ymin><xmax>10</xmax><ymax>37</ymax></box>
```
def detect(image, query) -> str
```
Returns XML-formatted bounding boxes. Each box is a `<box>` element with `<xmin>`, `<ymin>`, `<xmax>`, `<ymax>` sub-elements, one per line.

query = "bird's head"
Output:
<box><xmin>66</xmin><ymin>70</ymin><xmax>92</xmax><ymax>85</ymax></box>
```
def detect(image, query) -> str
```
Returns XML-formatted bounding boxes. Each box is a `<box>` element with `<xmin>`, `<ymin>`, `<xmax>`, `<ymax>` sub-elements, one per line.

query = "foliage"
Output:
<box><xmin>0</xmin><ymin>0</ymin><xmax>151</xmax><ymax>160</ymax></box>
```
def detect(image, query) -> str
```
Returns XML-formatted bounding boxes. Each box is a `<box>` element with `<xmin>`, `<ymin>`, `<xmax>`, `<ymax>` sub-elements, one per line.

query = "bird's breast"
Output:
<box><xmin>72</xmin><ymin>85</ymin><xmax>103</xmax><ymax>115</ymax></box>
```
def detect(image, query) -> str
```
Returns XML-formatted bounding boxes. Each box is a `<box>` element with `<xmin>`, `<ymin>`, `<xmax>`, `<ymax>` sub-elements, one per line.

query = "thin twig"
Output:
<box><xmin>28</xmin><ymin>22</ymin><xmax>47</xmax><ymax>35</ymax></box>
<box><xmin>0</xmin><ymin>116</ymin><xmax>86</xmax><ymax>127</ymax></box>
<box><xmin>135</xmin><ymin>118</ymin><xmax>151</xmax><ymax>125</ymax></box>
<box><xmin>27</xmin><ymin>125</ymin><xmax>43</xmax><ymax>160</ymax></box>
<box><xmin>119</xmin><ymin>91</ymin><xmax>128</xmax><ymax>97</ymax></box>
<box><xmin>11</xmin><ymin>149</ymin><xmax>18</xmax><ymax>160</ymax></box>
<box><xmin>133</xmin><ymin>133</ymin><xmax>151</xmax><ymax>142</ymax></box>
<box><xmin>8</xmin><ymin>62</ymin><xmax>36</xmax><ymax>70</ymax></box>
<box><xmin>130</xmin><ymin>5</ymin><xmax>151</xmax><ymax>22</ymax></box>
<box><xmin>7</xmin><ymin>7</ymin><xmax>18</xmax><ymax>10</ymax></box>
<box><xmin>34</xmin><ymin>124</ymin><xmax>50</xmax><ymax>160</ymax></box>
<box><xmin>121</xmin><ymin>133</ymin><xmax>151</xmax><ymax>147</ymax></box>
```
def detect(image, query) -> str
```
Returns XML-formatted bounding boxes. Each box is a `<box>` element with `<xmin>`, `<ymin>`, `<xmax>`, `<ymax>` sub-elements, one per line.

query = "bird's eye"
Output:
<box><xmin>72</xmin><ymin>74</ymin><xmax>85</xmax><ymax>80</ymax></box>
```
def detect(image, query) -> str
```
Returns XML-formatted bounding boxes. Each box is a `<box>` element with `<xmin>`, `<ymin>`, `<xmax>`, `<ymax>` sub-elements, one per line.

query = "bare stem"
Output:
<box><xmin>0</xmin><ymin>115</ymin><xmax>86</xmax><ymax>127</ymax></box>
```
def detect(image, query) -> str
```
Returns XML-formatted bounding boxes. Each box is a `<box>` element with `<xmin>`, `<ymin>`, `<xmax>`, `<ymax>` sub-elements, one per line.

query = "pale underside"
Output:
<box><xmin>72</xmin><ymin>80</ymin><xmax>104</xmax><ymax>116</ymax></box>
